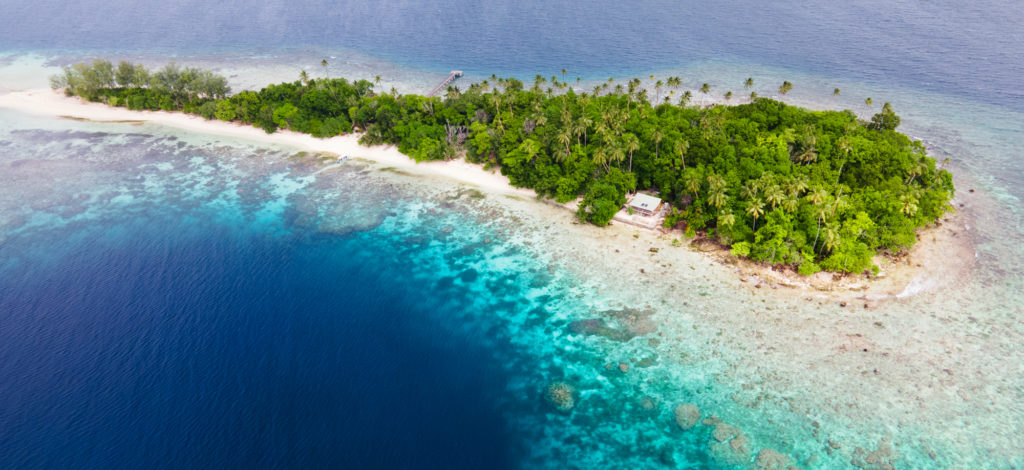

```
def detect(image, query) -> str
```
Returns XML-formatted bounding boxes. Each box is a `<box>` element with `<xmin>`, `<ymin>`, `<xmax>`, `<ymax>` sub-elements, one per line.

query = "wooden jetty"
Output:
<box><xmin>426</xmin><ymin>70</ymin><xmax>464</xmax><ymax>97</ymax></box>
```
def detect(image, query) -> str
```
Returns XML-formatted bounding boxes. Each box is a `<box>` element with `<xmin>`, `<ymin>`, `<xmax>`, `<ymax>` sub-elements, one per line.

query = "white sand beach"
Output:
<box><xmin>0</xmin><ymin>89</ymin><xmax>536</xmax><ymax>199</ymax></box>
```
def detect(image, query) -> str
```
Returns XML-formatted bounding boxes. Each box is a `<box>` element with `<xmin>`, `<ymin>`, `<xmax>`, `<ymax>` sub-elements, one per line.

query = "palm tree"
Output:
<box><xmin>822</xmin><ymin>223</ymin><xmax>841</xmax><ymax>253</ymax></box>
<box><xmin>592</xmin><ymin>147</ymin><xmax>609</xmax><ymax>170</ymax></box>
<box><xmin>518</xmin><ymin>139</ymin><xmax>541</xmax><ymax>165</ymax></box>
<box><xmin>667</xmin><ymin>76</ymin><xmax>682</xmax><ymax>93</ymax></box>
<box><xmin>610</xmin><ymin>144</ymin><xmax>626</xmax><ymax>169</ymax></box>
<box><xmin>830</xmin><ymin>87</ymin><xmax>840</xmax><ymax>108</ymax></box>
<box><xmin>571</xmin><ymin>122</ymin><xmax>585</xmax><ymax>146</ymax></box>
<box><xmin>864</xmin><ymin>97</ymin><xmax>873</xmax><ymax>114</ymax></box>
<box><xmin>838</xmin><ymin>135</ymin><xmax>852</xmax><ymax>157</ymax></box>
<box><xmin>683</xmin><ymin>170</ymin><xmax>702</xmax><ymax>199</ymax></box>
<box><xmin>625</xmin><ymin>133</ymin><xmax>640</xmax><ymax>172</ymax></box>
<box><xmin>718</xmin><ymin>210</ymin><xmax>736</xmax><ymax>228</ymax></box>
<box><xmin>579</xmin><ymin>116</ymin><xmax>593</xmax><ymax>145</ymax></box>
<box><xmin>724</xmin><ymin>91</ymin><xmax>733</xmax><ymax>102</ymax></box>
<box><xmin>807</xmin><ymin>187</ymin><xmax>828</xmax><ymax>206</ymax></box>
<box><xmin>899</xmin><ymin>193</ymin><xmax>919</xmax><ymax>216</ymax></box>
<box><xmin>740</xmin><ymin>182</ymin><xmax>759</xmax><ymax>200</ymax></box>
<box><xmin>674</xmin><ymin>139</ymin><xmax>690</xmax><ymax>170</ymax></box>
<box><xmin>320</xmin><ymin>59</ymin><xmax>328</xmax><ymax>77</ymax></box>
<box><xmin>707</xmin><ymin>173</ymin><xmax>726</xmax><ymax>191</ymax></box>
<box><xmin>699</xmin><ymin>83</ymin><xmax>711</xmax><ymax>107</ymax></box>
<box><xmin>444</xmin><ymin>85</ymin><xmax>461</xmax><ymax>101</ymax></box>
<box><xmin>680</xmin><ymin>90</ymin><xmax>693</xmax><ymax>106</ymax></box>
<box><xmin>299</xmin><ymin>70</ymin><xmax>309</xmax><ymax>86</ymax></box>
<box><xmin>744</xmin><ymin>77</ymin><xmax>754</xmax><ymax>90</ymax></box>
<box><xmin>786</xmin><ymin>174</ymin><xmax>809</xmax><ymax>196</ymax></box>
<box><xmin>781</xmin><ymin>194</ymin><xmax>799</xmax><ymax>213</ymax></box>
<box><xmin>765</xmin><ymin>185</ymin><xmax>784</xmax><ymax>210</ymax></box>
<box><xmin>746</xmin><ymin>198</ymin><xmax>765</xmax><ymax>230</ymax></box>
<box><xmin>654</xmin><ymin>79</ymin><xmax>664</xmax><ymax>103</ymax></box>
<box><xmin>905</xmin><ymin>158</ymin><xmax>928</xmax><ymax>186</ymax></box>
<box><xmin>749</xmin><ymin>91</ymin><xmax>758</xmax><ymax>103</ymax></box>
<box><xmin>708</xmin><ymin>188</ymin><xmax>727</xmax><ymax>209</ymax></box>
<box><xmin>808</xmin><ymin>189</ymin><xmax>830</xmax><ymax>251</ymax></box>
<box><xmin>374</xmin><ymin>75</ymin><xmax>382</xmax><ymax>88</ymax></box>
<box><xmin>778</xmin><ymin>81</ymin><xmax>793</xmax><ymax>99</ymax></box>
<box><xmin>555</xmin><ymin>130</ymin><xmax>572</xmax><ymax>162</ymax></box>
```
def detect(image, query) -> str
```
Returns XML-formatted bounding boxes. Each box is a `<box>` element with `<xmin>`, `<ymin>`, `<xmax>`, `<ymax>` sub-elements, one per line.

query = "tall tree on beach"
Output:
<box><xmin>680</xmin><ymin>90</ymin><xmax>693</xmax><ymax>106</ymax></box>
<box><xmin>652</xmin><ymin>127</ymin><xmax>664</xmax><ymax>160</ymax></box>
<box><xmin>667</xmin><ymin>76</ymin><xmax>682</xmax><ymax>93</ymax></box>
<box><xmin>749</xmin><ymin>91</ymin><xmax>758</xmax><ymax>103</ymax></box>
<box><xmin>724</xmin><ymin>91</ymin><xmax>733</xmax><ymax>102</ymax></box>
<box><xmin>625</xmin><ymin>133</ymin><xmax>640</xmax><ymax>172</ymax></box>
<box><xmin>556</xmin><ymin>129</ymin><xmax>571</xmax><ymax>162</ymax></box>
<box><xmin>673</xmin><ymin>139</ymin><xmax>690</xmax><ymax>171</ymax></box>
<box><xmin>744</xmin><ymin>77</ymin><xmax>754</xmax><ymax>90</ymax></box>
<box><xmin>699</xmin><ymin>83</ymin><xmax>711</xmax><ymax>107</ymax></box>
<box><xmin>808</xmin><ymin>188</ymin><xmax>829</xmax><ymax>251</ymax></box>
<box><xmin>746</xmin><ymin>198</ymin><xmax>766</xmax><ymax>231</ymax></box>
<box><xmin>320</xmin><ymin>59</ymin><xmax>328</xmax><ymax>77</ymax></box>
<box><xmin>864</xmin><ymin>97</ymin><xmax>874</xmax><ymax>115</ymax></box>
<box><xmin>778</xmin><ymin>81</ymin><xmax>793</xmax><ymax>100</ymax></box>
<box><xmin>830</xmin><ymin>87</ymin><xmax>840</xmax><ymax>108</ymax></box>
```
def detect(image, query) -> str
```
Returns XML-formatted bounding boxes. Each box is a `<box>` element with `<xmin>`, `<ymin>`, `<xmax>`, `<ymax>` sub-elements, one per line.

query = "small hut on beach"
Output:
<box><xmin>628</xmin><ymin>193</ymin><xmax>663</xmax><ymax>216</ymax></box>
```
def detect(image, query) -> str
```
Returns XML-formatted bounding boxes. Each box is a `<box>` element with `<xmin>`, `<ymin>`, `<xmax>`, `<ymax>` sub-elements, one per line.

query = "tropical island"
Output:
<box><xmin>50</xmin><ymin>59</ymin><xmax>955</xmax><ymax>275</ymax></box>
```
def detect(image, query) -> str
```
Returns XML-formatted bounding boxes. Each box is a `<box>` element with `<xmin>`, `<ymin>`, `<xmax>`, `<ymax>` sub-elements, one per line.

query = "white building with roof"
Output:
<box><xmin>628</xmin><ymin>193</ymin><xmax>663</xmax><ymax>216</ymax></box>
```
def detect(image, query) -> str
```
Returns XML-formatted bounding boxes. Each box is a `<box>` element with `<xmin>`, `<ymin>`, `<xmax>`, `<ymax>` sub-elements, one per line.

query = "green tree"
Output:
<box><xmin>869</xmin><ymin>102</ymin><xmax>901</xmax><ymax>131</ymax></box>
<box><xmin>746</xmin><ymin>198</ymin><xmax>765</xmax><ymax>230</ymax></box>
<box><xmin>115</xmin><ymin>61</ymin><xmax>136</xmax><ymax>87</ymax></box>
<box><xmin>625</xmin><ymin>133</ymin><xmax>640</xmax><ymax>172</ymax></box>
<box><xmin>778</xmin><ymin>81</ymin><xmax>793</xmax><ymax>99</ymax></box>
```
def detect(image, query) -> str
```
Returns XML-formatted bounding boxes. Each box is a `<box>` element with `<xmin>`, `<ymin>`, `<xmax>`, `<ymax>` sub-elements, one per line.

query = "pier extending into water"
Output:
<box><xmin>427</xmin><ymin>70</ymin><xmax>464</xmax><ymax>97</ymax></box>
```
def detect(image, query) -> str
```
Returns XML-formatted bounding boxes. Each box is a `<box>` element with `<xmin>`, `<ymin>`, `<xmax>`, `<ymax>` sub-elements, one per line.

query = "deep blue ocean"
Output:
<box><xmin>0</xmin><ymin>213</ymin><xmax>514</xmax><ymax>468</ymax></box>
<box><xmin>2</xmin><ymin>1</ymin><xmax>1024</xmax><ymax>468</ymax></box>
<box><xmin>0</xmin><ymin>126</ymin><xmax>556</xmax><ymax>468</ymax></box>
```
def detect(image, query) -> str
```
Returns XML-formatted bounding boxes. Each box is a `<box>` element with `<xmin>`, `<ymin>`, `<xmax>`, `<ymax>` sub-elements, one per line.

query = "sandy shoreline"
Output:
<box><xmin>0</xmin><ymin>89</ymin><xmax>537</xmax><ymax>200</ymax></box>
<box><xmin>0</xmin><ymin>89</ymin><xmax>974</xmax><ymax>301</ymax></box>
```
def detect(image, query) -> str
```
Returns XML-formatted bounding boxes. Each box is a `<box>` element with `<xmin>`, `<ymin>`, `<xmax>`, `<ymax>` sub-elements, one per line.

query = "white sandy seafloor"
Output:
<box><xmin>1</xmin><ymin>51</ymin><xmax>1023</xmax><ymax>468</ymax></box>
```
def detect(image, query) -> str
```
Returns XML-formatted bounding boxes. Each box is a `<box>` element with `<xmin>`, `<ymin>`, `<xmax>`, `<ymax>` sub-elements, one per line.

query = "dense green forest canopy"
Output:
<box><xmin>54</xmin><ymin>60</ymin><xmax>955</xmax><ymax>274</ymax></box>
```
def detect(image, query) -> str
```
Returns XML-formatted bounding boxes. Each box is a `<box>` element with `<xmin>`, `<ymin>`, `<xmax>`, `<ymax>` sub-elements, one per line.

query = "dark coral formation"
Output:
<box><xmin>543</xmin><ymin>382</ymin><xmax>576</xmax><ymax>412</ymax></box>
